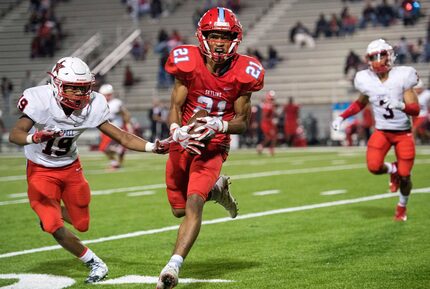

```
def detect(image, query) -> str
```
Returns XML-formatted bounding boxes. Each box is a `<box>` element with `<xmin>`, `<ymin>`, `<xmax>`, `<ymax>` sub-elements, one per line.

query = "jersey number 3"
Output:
<box><xmin>379</xmin><ymin>100</ymin><xmax>394</xmax><ymax>119</ymax></box>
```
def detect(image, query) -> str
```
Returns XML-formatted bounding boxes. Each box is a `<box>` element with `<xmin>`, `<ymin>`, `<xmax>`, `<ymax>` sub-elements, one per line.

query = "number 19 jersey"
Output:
<box><xmin>18</xmin><ymin>85</ymin><xmax>109</xmax><ymax>167</ymax></box>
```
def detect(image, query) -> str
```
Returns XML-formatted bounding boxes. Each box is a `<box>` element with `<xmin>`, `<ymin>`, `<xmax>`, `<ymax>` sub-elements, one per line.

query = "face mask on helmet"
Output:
<box><xmin>196</xmin><ymin>7</ymin><xmax>243</xmax><ymax>63</ymax></box>
<box><xmin>365</xmin><ymin>39</ymin><xmax>396</xmax><ymax>74</ymax></box>
<box><xmin>48</xmin><ymin>57</ymin><xmax>94</xmax><ymax>110</ymax></box>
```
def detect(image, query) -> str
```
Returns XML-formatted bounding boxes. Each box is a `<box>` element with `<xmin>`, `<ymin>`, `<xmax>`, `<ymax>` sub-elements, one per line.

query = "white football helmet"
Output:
<box><xmin>365</xmin><ymin>39</ymin><xmax>396</xmax><ymax>74</ymax></box>
<box><xmin>49</xmin><ymin>57</ymin><xmax>94</xmax><ymax>110</ymax></box>
<box><xmin>99</xmin><ymin>84</ymin><xmax>114</xmax><ymax>96</ymax></box>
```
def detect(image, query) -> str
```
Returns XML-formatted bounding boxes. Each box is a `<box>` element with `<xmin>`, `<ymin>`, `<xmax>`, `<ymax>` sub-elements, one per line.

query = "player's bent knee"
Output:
<box><xmin>367</xmin><ymin>162</ymin><xmax>384</xmax><ymax>174</ymax></box>
<box><xmin>171</xmin><ymin>208</ymin><xmax>185</xmax><ymax>218</ymax></box>
<box><xmin>73</xmin><ymin>218</ymin><xmax>89</xmax><ymax>232</ymax></box>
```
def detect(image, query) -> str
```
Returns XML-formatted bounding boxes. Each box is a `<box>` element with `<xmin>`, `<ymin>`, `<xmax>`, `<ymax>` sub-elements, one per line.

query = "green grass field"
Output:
<box><xmin>0</xmin><ymin>147</ymin><xmax>429</xmax><ymax>289</ymax></box>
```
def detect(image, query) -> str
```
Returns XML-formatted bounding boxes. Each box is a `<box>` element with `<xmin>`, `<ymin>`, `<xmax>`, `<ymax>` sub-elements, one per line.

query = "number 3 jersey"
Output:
<box><xmin>354</xmin><ymin>66</ymin><xmax>419</xmax><ymax>131</ymax></box>
<box><xmin>19</xmin><ymin>85</ymin><xmax>109</xmax><ymax>167</ymax></box>
<box><xmin>165</xmin><ymin>45</ymin><xmax>265</xmax><ymax>145</ymax></box>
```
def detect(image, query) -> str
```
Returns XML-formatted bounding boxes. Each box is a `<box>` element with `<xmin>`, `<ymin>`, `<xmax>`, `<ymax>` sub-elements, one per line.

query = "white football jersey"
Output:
<box><xmin>19</xmin><ymin>85</ymin><xmax>109</xmax><ymax>167</ymax></box>
<box><xmin>107</xmin><ymin>98</ymin><xmax>124</xmax><ymax>128</ymax></box>
<box><xmin>418</xmin><ymin>89</ymin><xmax>430</xmax><ymax>117</ymax></box>
<box><xmin>354</xmin><ymin>66</ymin><xmax>419</xmax><ymax>130</ymax></box>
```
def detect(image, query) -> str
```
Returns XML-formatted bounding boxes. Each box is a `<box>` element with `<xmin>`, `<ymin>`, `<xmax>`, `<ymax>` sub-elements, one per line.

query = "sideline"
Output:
<box><xmin>1</xmin><ymin>188</ymin><xmax>429</xmax><ymax>259</ymax></box>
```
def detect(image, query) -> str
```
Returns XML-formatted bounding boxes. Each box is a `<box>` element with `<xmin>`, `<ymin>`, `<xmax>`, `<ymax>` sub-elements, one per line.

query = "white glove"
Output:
<box><xmin>170</xmin><ymin>123</ymin><xmax>204</xmax><ymax>155</ymax></box>
<box><xmin>331</xmin><ymin>116</ymin><xmax>344</xmax><ymax>131</ymax></box>
<box><xmin>383</xmin><ymin>98</ymin><xmax>405</xmax><ymax>110</ymax></box>
<box><xmin>194</xmin><ymin>116</ymin><xmax>228</xmax><ymax>141</ymax></box>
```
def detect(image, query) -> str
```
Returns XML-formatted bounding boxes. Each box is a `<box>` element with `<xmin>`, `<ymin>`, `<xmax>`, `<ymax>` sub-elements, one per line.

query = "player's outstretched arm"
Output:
<box><xmin>332</xmin><ymin>94</ymin><xmax>368</xmax><ymax>131</ymax></box>
<box><xmin>98</xmin><ymin>121</ymin><xmax>169</xmax><ymax>153</ymax></box>
<box><xmin>9</xmin><ymin>116</ymin><xmax>62</xmax><ymax>145</ymax></box>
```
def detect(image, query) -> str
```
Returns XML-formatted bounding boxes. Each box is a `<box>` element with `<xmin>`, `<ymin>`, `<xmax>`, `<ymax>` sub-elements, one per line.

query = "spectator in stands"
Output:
<box><xmin>314</xmin><ymin>13</ymin><xmax>329</xmax><ymax>38</ymax></box>
<box><xmin>399</xmin><ymin>0</ymin><xmax>421</xmax><ymax>26</ymax></box>
<box><xmin>123</xmin><ymin>65</ymin><xmax>135</xmax><ymax>87</ymax></box>
<box><xmin>229</xmin><ymin>0</ymin><xmax>241</xmax><ymax>14</ymax></box>
<box><xmin>410</xmin><ymin>37</ymin><xmax>424</xmax><ymax>63</ymax></box>
<box><xmin>344</xmin><ymin>50</ymin><xmax>362</xmax><ymax>78</ymax></box>
<box><xmin>1</xmin><ymin>77</ymin><xmax>13</xmax><ymax>115</ymax></box>
<box><xmin>376</xmin><ymin>0</ymin><xmax>396</xmax><ymax>27</ymax></box>
<box><xmin>340</xmin><ymin>7</ymin><xmax>357</xmax><ymax>36</ymax></box>
<box><xmin>289</xmin><ymin>21</ymin><xmax>315</xmax><ymax>48</ymax></box>
<box><xmin>359</xmin><ymin>1</ymin><xmax>378</xmax><ymax>29</ymax></box>
<box><xmin>131</xmin><ymin>38</ymin><xmax>143</xmax><ymax>60</ymax></box>
<box><xmin>423</xmin><ymin>37</ymin><xmax>430</xmax><ymax>63</ymax></box>
<box><xmin>327</xmin><ymin>13</ymin><xmax>341</xmax><ymax>37</ymax></box>
<box><xmin>267</xmin><ymin>45</ymin><xmax>281</xmax><ymax>69</ymax></box>
<box><xmin>395</xmin><ymin>36</ymin><xmax>410</xmax><ymax>64</ymax></box>
<box><xmin>150</xmin><ymin>0</ymin><xmax>162</xmax><ymax>21</ymax></box>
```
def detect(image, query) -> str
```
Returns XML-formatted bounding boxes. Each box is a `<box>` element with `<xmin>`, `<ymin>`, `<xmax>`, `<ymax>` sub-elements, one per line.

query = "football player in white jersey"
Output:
<box><xmin>332</xmin><ymin>39</ymin><xmax>420</xmax><ymax>222</ymax></box>
<box><xmin>98</xmin><ymin>84</ymin><xmax>132</xmax><ymax>170</ymax></box>
<box><xmin>8</xmin><ymin>57</ymin><xmax>169</xmax><ymax>283</ymax></box>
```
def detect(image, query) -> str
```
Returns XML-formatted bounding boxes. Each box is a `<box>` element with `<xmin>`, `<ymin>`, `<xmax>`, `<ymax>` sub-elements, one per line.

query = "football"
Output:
<box><xmin>187</xmin><ymin>109</ymin><xmax>209</xmax><ymax>135</ymax></box>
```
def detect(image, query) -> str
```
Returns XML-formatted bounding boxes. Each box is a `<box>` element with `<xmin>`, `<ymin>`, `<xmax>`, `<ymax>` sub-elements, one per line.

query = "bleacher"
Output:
<box><xmin>0</xmin><ymin>0</ymin><xmax>428</xmax><ymax>139</ymax></box>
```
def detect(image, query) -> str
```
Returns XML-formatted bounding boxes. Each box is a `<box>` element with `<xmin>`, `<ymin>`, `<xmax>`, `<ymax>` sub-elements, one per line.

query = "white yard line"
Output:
<box><xmin>1</xmin><ymin>188</ymin><xmax>429</xmax><ymax>260</ymax></box>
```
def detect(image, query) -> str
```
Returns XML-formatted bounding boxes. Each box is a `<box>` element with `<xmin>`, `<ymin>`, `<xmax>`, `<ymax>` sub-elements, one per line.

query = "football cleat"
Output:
<box><xmin>389</xmin><ymin>162</ymin><xmax>400</xmax><ymax>193</ymax></box>
<box><xmin>394</xmin><ymin>204</ymin><xmax>407</xmax><ymax>222</ymax></box>
<box><xmin>85</xmin><ymin>256</ymin><xmax>108</xmax><ymax>283</ymax></box>
<box><xmin>210</xmin><ymin>175</ymin><xmax>238</xmax><ymax>218</ymax></box>
<box><xmin>156</xmin><ymin>264</ymin><xmax>179</xmax><ymax>289</ymax></box>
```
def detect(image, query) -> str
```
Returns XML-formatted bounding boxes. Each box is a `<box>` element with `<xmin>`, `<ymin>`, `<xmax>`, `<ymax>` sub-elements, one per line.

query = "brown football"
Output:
<box><xmin>187</xmin><ymin>109</ymin><xmax>209</xmax><ymax>135</ymax></box>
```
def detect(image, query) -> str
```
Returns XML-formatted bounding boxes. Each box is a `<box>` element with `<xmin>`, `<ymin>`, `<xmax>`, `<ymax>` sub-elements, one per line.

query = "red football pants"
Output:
<box><xmin>27</xmin><ymin>159</ymin><xmax>91</xmax><ymax>234</ymax></box>
<box><xmin>366</xmin><ymin>129</ymin><xmax>415</xmax><ymax>177</ymax></box>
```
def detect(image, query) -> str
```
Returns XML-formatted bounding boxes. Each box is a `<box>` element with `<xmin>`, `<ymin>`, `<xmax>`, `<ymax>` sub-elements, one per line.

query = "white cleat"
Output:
<box><xmin>210</xmin><ymin>175</ymin><xmax>238</xmax><ymax>218</ymax></box>
<box><xmin>85</xmin><ymin>256</ymin><xmax>108</xmax><ymax>283</ymax></box>
<box><xmin>156</xmin><ymin>264</ymin><xmax>179</xmax><ymax>289</ymax></box>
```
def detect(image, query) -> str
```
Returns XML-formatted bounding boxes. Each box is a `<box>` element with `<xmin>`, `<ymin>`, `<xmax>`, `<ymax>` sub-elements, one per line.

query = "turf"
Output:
<box><xmin>0</xmin><ymin>146</ymin><xmax>429</xmax><ymax>288</ymax></box>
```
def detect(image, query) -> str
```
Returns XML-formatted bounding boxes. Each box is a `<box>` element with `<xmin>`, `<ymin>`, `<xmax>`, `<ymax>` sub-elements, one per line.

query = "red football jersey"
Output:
<box><xmin>262</xmin><ymin>101</ymin><xmax>275</xmax><ymax>124</ymax></box>
<box><xmin>165</xmin><ymin>45</ymin><xmax>265</xmax><ymax>145</ymax></box>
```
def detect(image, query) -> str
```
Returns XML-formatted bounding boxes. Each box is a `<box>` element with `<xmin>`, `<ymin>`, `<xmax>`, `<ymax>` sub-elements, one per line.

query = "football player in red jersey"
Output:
<box><xmin>257</xmin><ymin>90</ymin><xmax>277</xmax><ymax>156</ymax></box>
<box><xmin>156</xmin><ymin>7</ymin><xmax>264</xmax><ymax>289</ymax></box>
<box><xmin>332</xmin><ymin>39</ymin><xmax>420</xmax><ymax>222</ymax></box>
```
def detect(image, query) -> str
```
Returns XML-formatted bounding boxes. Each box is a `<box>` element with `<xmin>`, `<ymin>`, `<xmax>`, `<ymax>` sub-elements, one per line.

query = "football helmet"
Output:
<box><xmin>196</xmin><ymin>7</ymin><xmax>243</xmax><ymax>62</ymax></box>
<box><xmin>49</xmin><ymin>57</ymin><xmax>94</xmax><ymax>110</ymax></box>
<box><xmin>365</xmin><ymin>39</ymin><xmax>396</xmax><ymax>74</ymax></box>
<box><xmin>99</xmin><ymin>84</ymin><xmax>114</xmax><ymax>101</ymax></box>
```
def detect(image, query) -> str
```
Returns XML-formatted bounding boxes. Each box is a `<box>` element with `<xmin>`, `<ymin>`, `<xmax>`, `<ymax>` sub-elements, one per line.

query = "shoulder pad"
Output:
<box><xmin>19</xmin><ymin>87</ymin><xmax>49</xmax><ymax>122</ymax></box>
<box><xmin>235</xmin><ymin>55</ymin><xmax>265</xmax><ymax>92</ymax></box>
<box><xmin>165</xmin><ymin>45</ymin><xmax>200</xmax><ymax>80</ymax></box>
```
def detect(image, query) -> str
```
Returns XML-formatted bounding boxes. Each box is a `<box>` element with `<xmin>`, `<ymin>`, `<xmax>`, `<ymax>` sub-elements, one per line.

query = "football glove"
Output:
<box><xmin>152</xmin><ymin>137</ymin><xmax>171</xmax><ymax>154</ymax></box>
<box><xmin>382</xmin><ymin>97</ymin><xmax>405</xmax><ymax>111</ymax></box>
<box><xmin>194</xmin><ymin>116</ymin><xmax>228</xmax><ymax>141</ymax></box>
<box><xmin>170</xmin><ymin>123</ymin><xmax>205</xmax><ymax>155</ymax></box>
<box><xmin>31</xmin><ymin>129</ymin><xmax>63</xmax><ymax>144</ymax></box>
<box><xmin>331</xmin><ymin>116</ymin><xmax>344</xmax><ymax>131</ymax></box>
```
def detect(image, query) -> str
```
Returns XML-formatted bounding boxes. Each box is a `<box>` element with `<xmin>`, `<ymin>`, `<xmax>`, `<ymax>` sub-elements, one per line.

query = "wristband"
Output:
<box><xmin>145</xmin><ymin>142</ymin><xmax>155</xmax><ymax>152</ymax></box>
<box><xmin>26</xmin><ymin>134</ymin><xmax>34</xmax><ymax>144</ymax></box>
<box><xmin>403</xmin><ymin>103</ymin><xmax>420</xmax><ymax>116</ymax></box>
<box><xmin>222</xmin><ymin>120</ymin><xmax>229</xmax><ymax>133</ymax></box>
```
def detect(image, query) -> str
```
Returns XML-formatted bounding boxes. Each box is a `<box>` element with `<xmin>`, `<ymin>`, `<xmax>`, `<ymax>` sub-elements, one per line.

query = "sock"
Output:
<box><xmin>168</xmin><ymin>254</ymin><xmax>184</xmax><ymax>269</ymax></box>
<box><xmin>385</xmin><ymin>162</ymin><xmax>397</xmax><ymax>174</ymax></box>
<box><xmin>399</xmin><ymin>194</ymin><xmax>409</xmax><ymax>207</ymax></box>
<box><xmin>79</xmin><ymin>247</ymin><xmax>96</xmax><ymax>263</ymax></box>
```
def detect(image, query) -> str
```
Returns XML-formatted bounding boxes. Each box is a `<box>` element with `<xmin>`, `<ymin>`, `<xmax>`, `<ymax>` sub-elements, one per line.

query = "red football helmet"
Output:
<box><xmin>48</xmin><ymin>57</ymin><xmax>94</xmax><ymax>110</ymax></box>
<box><xmin>196</xmin><ymin>7</ymin><xmax>243</xmax><ymax>62</ymax></box>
